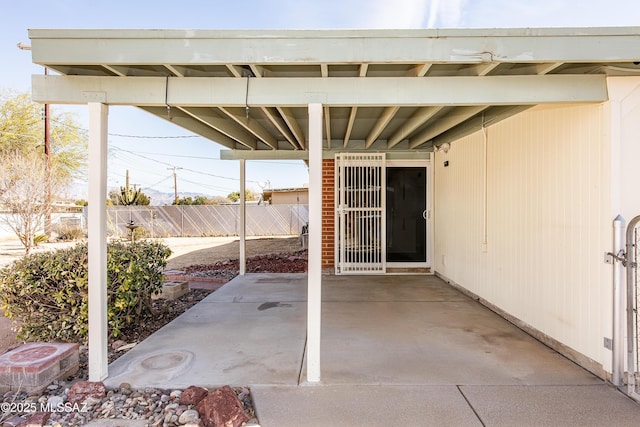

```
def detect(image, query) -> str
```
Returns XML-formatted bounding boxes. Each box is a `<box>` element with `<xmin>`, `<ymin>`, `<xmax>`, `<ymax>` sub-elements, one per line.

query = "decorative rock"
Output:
<box><xmin>178</xmin><ymin>409</ymin><xmax>200</xmax><ymax>424</ymax></box>
<box><xmin>21</xmin><ymin>411</ymin><xmax>51</xmax><ymax>426</ymax></box>
<box><xmin>47</xmin><ymin>394</ymin><xmax>65</xmax><ymax>408</ymax></box>
<box><xmin>67</xmin><ymin>381</ymin><xmax>106</xmax><ymax>405</ymax></box>
<box><xmin>196</xmin><ymin>385</ymin><xmax>249</xmax><ymax>427</ymax></box>
<box><xmin>164</xmin><ymin>402</ymin><xmax>179</xmax><ymax>412</ymax></box>
<box><xmin>2</xmin><ymin>416</ymin><xmax>26</xmax><ymax>427</ymax></box>
<box><xmin>111</xmin><ymin>340</ymin><xmax>127</xmax><ymax>350</ymax></box>
<box><xmin>179</xmin><ymin>385</ymin><xmax>209</xmax><ymax>406</ymax></box>
<box><xmin>83</xmin><ymin>396</ymin><xmax>102</xmax><ymax>407</ymax></box>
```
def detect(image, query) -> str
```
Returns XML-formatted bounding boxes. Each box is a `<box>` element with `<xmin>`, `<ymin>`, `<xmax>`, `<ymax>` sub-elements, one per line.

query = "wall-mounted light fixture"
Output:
<box><xmin>434</xmin><ymin>142</ymin><xmax>450</xmax><ymax>154</ymax></box>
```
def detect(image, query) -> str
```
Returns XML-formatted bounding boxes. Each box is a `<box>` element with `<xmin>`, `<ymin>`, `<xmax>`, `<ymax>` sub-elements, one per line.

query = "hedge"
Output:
<box><xmin>0</xmin><ymin>240</ymin><xmax>171</xmax><ymax>343</ymax></box>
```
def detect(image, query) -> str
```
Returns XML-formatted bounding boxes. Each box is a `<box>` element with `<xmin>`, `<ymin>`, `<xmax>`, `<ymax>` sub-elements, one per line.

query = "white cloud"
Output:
<box><xmin>427</xmin><ymin>0</ymin><xmax>467</xmax><ymax>27</ymax></box>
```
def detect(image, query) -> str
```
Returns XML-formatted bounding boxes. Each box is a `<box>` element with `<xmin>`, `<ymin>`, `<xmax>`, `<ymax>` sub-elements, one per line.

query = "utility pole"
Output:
<box><xmin>43</xmin><ymin>68</ymin><xmax>51</xmax><ymax>236</ymax></box>
<box><xmin>168</xmin><ymin>166</ymin><xmax>182</xmax><ymax>204</ymax></box>
<box><xmin>18</xmin><ymin>42</ymin><xmax>51</xmax><ymax>236</ymax></box>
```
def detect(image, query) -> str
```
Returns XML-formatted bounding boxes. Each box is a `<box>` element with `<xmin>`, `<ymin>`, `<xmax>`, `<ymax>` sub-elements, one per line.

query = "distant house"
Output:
<box><xmin>262</xmin><ymin>187</ymin><xmax>308</xmax><ymax>205</ymax></box>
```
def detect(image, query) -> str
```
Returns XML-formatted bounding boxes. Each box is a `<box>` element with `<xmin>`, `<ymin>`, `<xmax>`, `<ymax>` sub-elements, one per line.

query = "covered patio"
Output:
<box><xmin>102</xmin><ymin>273</ymin><xmax>640</xmax><ymax>425</ymax></box>
<box><xmin>27</xmin><ymin>27</ymin><xmax>640</xmax><ymax>389</ymax></box>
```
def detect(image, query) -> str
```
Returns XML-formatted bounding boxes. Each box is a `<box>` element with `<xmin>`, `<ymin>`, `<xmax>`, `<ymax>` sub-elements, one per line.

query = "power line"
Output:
<box><xmin>179</xmin><ymin>176</ymin><xmax>236</xmax><ymax>193</ymax></box>
<box><xmin>140</xmin><ymin>176</ymin><xmax>173</xmax><ymax>190</ymax></box>
<box><xmin>110</xmin><ymin>146</ymin><xmax>308</xmax><ymax>167</ymax></box>
<box><xmin>50</xmin><ymin>119</ymin><xmax>306</xmax><ymax>166</ymax></box>
<box><xmin>50</xmin><ymin>118</ymin><xmax>200</xmax><ymax>139</ymax></box>
<box><xmin>117</xmin><ymin>150</ymin><xmax>221</xmax><ymax>160</ymax></box>
<box><xmin>110</xmin><ymin>146</ymin><xmax>260</xmax><ymax>183</ymax></box>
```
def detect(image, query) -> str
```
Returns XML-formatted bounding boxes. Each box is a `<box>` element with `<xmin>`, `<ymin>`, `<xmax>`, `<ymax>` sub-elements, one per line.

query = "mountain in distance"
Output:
<box><xmin>62</xmin><ymin>182</ymin><xmax>221</xmax><ymax>206</ymax></box>
<box><xmin>142</xmin><ymin>189</ymin><xmax>220</xmax><ymax>206</ymax></box>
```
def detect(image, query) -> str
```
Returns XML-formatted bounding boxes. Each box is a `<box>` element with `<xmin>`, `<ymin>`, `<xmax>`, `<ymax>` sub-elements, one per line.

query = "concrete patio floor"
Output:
<box><xmin>105</xmin><ymin>273</ymin><xmax>640</xmax><ymax>426</ymax></box>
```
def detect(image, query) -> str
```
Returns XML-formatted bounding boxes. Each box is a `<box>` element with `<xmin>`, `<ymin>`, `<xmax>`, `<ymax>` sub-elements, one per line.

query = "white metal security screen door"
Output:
<box><xmin>336</xmin><ymin>153</ymin><xmax>386</xmax><ymax>274</ymax></box>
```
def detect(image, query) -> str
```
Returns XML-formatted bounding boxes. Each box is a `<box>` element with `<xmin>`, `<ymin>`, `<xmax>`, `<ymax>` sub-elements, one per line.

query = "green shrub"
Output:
<box><xmin>20</xmin><ymin>234</ymin><xmax>48</xmax><ymax>246</ymax></box>
<box><xmin>132</xmin><ymin>226</ymin><xmax>147</xmax><ymax>241</ymax></box>
<box><xmin>57</xmin><ymin>227</ymin><xmax>85</xmax><ymax>241</ymax></box>
<box><xmin>33</xmin><ymin>234</ymin><xmax>48</xmax><ymax>246</ymax></box>
<box><xmin>0</xmin><ymin>240</ymin><xmax>171</xmax><ymax>343</ymax></box>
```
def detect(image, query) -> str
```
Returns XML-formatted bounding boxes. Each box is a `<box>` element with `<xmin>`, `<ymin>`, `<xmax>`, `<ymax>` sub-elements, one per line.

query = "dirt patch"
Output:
<box><xmin>165</xmin><ymin>236</ymin><xmax>303</xmax><ymax>270</ymax></box>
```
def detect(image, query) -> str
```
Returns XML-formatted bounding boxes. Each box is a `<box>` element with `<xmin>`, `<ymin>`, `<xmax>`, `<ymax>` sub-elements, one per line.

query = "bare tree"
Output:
<box><xmin>0</xmin><ymin>152</ymin><xmax>61</xmax><ymax>254</ymax></box>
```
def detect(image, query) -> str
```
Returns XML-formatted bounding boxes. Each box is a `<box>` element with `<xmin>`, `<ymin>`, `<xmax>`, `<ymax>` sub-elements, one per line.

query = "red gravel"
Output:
<box><xmin>184</xmin><ymin>250</ymin><xmax>308</xmax><ymax>277</ymax></box>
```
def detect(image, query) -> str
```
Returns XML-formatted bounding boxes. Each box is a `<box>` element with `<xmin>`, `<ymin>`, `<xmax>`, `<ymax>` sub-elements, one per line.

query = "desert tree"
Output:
<box><xmin>0</xmin><ymin>91</ymin><xmax>87</xmax><ymax>251</ymax></box>
<box><xmin>0</xmin><ymin>91</ymin><xmax>87</xmax><ymax>183</ymax></box>
<box><xmin>0</xmin><ymin>151</ymin><xmax>63</xmax><ymax>254</ymax></box>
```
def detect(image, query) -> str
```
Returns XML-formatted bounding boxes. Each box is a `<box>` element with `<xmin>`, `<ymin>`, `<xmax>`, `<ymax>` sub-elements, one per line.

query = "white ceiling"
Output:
<box><xmin>29</xmin><ymin>28</ymin><xmax>640</xmax><ymax>154</ymax></box>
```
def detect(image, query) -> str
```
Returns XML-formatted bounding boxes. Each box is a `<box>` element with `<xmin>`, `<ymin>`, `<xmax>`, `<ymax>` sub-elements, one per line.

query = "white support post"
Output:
<box><xmin>239</xmin><ymin>159</ymin><xmax>246</xmax><ymax>275</ymax></box>
<box><xmin>87</xmin><ymin>103</ymin><xmax>108</xmax><ymax>381</ymax></box>
<box><xmin>307</xmin><ymin>103</ymin><xmax>323</xmax><ymax>383</ymax></box>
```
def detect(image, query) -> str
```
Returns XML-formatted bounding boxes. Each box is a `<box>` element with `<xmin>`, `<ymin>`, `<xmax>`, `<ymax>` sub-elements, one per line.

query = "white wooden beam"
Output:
<box><xmin>536</xmin><ymin>62</ymin><xmax>564</xmax><ymax>75</ymax></box>
<box><xmin>276</xmin><ymin>107</ymin><xmax>306</xmax><ymax>149</ymax></box>
<box><xmin>366</xmin><ymin>106</ymin><xmax>399</xmax><ymax>148</ymax></box>
<box><xmin>320</xmin><ymin>63</ymin><xmax>329</xmax><ymax>77</ymax></box>
<box><xmin>324</xmin><ymin>106</ymin><xmax>332</xmax><ymax>149</ymax></box>
<box><xmin>476</xmin><ymin>63</ymin><xmax>500</xmax><ymax>76</ymax></box>
<box><xmin>226</xmin><ymin>65</ymin><xmax>243</xmax><ymax>78</ymax></box>
<box><xmin>87</xmin><ymin>102</ymin><xmax>108</xmax><ymax>382</ymax></box>
<box><xmin>218</xmin><ymin>107</ymin><xmax>278</xmax><ymax>149</ymax></box>
<box><xmin>249</xmin><ymin>65</ymin><xmax>265</xmax><ymax>78</ymax></box>
<box><xmin>140</xmin><ymin>106</ymin><xmax>239</xmax><ymax>149</ymax></box>
<box><xmin>221</xmin><ymin>149</ymin><xmax>309</xmax><ymax>160</ymax></box>
<box><xmin>220</xmin><ymin>148</ymin><xmax>431</xmax><ymax>160</ymax></box>
<box><xmin>387</xmin><ymin>106</ymin><xmax>443</xmax><ymax>149</ymax></box>
<box><xmin>179</xmin><ymin>107</ymin><xmax>257</xmax><ymax>149</ymax></box>
<box><xmin>409</xmin><ymin>106</ymin><xmax>488</xmax><ymax>149</ymax></box>
<box><xmin>413</xmin><ymin>63</ymin><xmax>433</xmax><ymax>77</ymax></box>
<box><xmin>343</xmin><ymin>107</ymin><xmax>358</xmax><ymax>148</ymax></box>
<box><xmin>307</xmin><ymin>102</ymin><xmax>323</xmax><ymax>383</ymax></box>
<box><xmin>30</xmin><ymin>28</ymin><xmax>640</xmax><ymax>65</ymax></box>
<box><xmin>32</xmin><ymin>75</ymin><xmax>609</xmax><ymax>107</ymax></box>
<box><xmin>164</xmin><ymin>64</ymin><xmax>185</xmax><ymax>77</ymax></box>
<box><xmin>261</xmin><ymin>107</ymin><xmax>300</xmax><ymax>149</ymax></box>
<box><xmin>101</xmin><ymin>64</ymin><xmax>126</xmax><ymax>77</ymax></box>
<box><xmin>432</xmin><ymin>105</ymin><xmax>532</xmax><ymax>146</ymax></box>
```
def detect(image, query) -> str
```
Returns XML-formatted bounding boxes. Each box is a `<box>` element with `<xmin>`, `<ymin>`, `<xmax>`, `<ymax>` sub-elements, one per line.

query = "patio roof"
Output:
<box><xmin>27</xmin><ymin>27</ymin><xmax>640</xmax><ymax>383</ymax></box>
<box><xmin>29</xmin><ymin>27</ymin><xmax>640</xmax><ymax>156</ymax></box>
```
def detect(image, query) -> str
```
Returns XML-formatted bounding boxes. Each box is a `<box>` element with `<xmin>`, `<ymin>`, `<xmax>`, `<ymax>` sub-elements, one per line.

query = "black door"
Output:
<box><xmin>386</xmin><ymin>167</ymin><xmax>427</xmax><ymax>262</ymax></box>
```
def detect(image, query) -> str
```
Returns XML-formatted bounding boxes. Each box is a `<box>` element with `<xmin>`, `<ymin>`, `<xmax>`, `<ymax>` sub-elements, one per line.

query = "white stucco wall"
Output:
<box><xmin>433</xmin><ymin>102</ymin><xmax>613</xmax><ymax>373</ymax></box>
<box><xmin>607</xmin><ymin>77</ymin><xmax>640</xmax><ymax>221</ymax></box>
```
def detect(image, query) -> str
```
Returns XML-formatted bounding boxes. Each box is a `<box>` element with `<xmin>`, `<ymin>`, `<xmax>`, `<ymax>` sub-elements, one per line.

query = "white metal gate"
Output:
<box><xmin>627</xmin><ymin>215</ymin><xmax>640</xmax><ymax>400</ymax></box>
<box><xmin>335</xmin><ymin>153</ymin><xmax>385</xmax><ymax>274</ymax></box>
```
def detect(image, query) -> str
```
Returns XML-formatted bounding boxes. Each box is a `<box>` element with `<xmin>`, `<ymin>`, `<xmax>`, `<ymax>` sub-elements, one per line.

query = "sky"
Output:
<box><xmin>1</xmin><ymin>0</ymin><xmax>639</xmax><ymax>201</ymax></box>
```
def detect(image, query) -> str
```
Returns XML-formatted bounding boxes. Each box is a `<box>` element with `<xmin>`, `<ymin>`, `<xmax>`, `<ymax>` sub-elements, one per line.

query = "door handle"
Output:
<box><xmin>423</xmin><ymin>210</ymin><xmax>428</xmax><ymax>220</ymax></box>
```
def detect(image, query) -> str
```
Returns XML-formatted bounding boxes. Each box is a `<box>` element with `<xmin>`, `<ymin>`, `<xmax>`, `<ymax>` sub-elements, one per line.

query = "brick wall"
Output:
<box><xmin>321</xmin><ymin>159</ymin><xmax>335</xmax><ymax>269</ymax></box>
